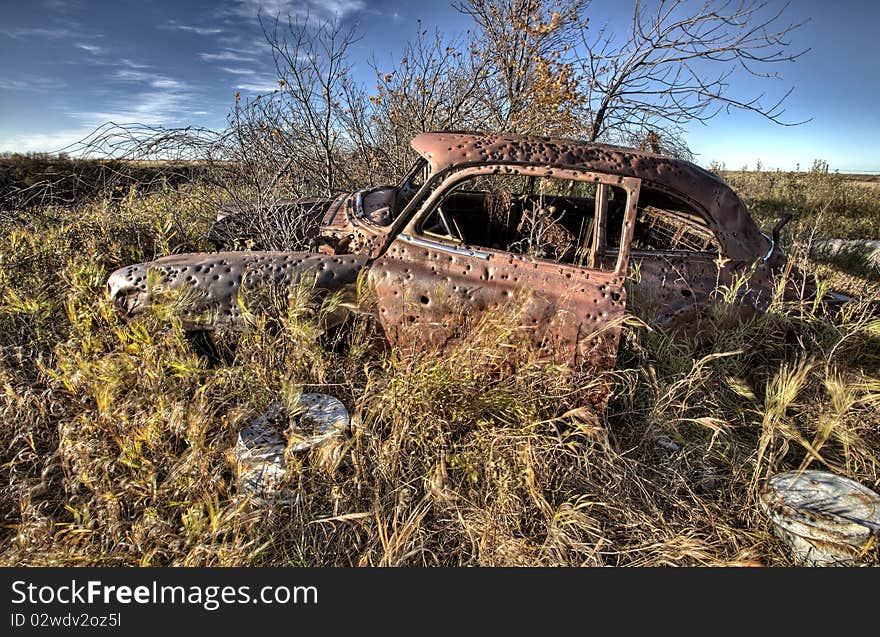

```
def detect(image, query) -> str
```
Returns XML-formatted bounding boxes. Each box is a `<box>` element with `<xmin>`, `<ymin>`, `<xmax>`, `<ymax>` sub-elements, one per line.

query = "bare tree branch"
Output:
<box><xmin>579</xmin><ymin>0</ymin><xmax>809</xmax><ymax>154</ymax></box>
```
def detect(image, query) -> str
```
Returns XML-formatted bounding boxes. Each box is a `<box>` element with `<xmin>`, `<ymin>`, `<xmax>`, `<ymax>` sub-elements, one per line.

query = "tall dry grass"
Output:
<box><xmin>0</xmin><ymin>177</ymin><xmax>878</xmax><ymax>566</ymax></box>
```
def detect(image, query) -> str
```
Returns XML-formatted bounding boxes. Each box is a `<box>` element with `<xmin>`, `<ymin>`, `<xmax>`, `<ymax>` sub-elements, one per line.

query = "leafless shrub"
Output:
<box><xmin>578</xmin><ymin>0</ymin><xmax>808</xmax><ymax>155</ymax></box>
<box><xmin>259</xmin><ymin>12</ymin><xmax>363</xmax><ymax>197</ymax></box>
<box><xmin>365</xmin><ymin>26</ymin><xmax>488</xmax><ymax>180</ymax></box>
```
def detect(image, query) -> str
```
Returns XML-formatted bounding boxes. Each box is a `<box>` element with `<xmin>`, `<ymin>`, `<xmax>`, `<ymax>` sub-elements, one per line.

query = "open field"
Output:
<box><xmin>719</xmin><ymin>166</ymin><xmax>880</xmax><ymax>243</ymax></box>
<box><xmin>0</xmin><ymin>165</ymin><xmax>878</xmax><ymax>566</ymax></box>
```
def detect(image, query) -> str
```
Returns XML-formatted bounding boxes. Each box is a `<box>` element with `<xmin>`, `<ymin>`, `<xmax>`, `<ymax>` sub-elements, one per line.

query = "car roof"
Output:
<box><xmin>410</xmin><ymin>131</ymin><xmax>768</xmax><ymax>262</ymax></box>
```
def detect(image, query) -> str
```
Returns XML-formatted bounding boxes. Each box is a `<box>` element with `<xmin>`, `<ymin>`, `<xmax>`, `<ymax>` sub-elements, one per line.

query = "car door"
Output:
<box><xmin>367</xmin><ymin>163</ymin><xmax>640</xmax><ymax>371</ymax></box>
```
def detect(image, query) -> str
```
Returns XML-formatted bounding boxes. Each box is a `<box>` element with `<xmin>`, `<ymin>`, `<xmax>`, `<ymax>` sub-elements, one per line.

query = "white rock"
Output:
<box><xmin>234</xmin><ymin>394</ymin><xmax>350</xmax><ymax>504</ymax></box>
<box><xmin>760</xmin><ymin>470</ymin><xmax>880</xmax><ymax>566</ymax></box>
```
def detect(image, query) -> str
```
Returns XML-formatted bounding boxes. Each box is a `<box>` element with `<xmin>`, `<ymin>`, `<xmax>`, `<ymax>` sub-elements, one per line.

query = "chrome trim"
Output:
<box><xmin>355</xmin><ymin>190</ymin><xmax>365</xmax><ymax>218</ymax></box>
<box><xmin>398</xmin><ymin>234</ymin><xmax>490</xmax><ymax>259</ymax></box>
<box><xmin>761</xmin><ymin>232</ymin><xmax>775</xmax><ymax>262</ymax></box>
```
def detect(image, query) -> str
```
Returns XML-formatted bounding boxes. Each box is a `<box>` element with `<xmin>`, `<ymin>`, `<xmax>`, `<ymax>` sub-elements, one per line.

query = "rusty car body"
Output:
<box><xmin>108</xmin><ymin>131</ymin><xmax>820</xmax><ymax>371</ymax></box>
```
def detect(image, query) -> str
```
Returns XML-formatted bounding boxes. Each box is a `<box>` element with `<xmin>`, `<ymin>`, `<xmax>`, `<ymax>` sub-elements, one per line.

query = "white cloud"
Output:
<box><xmin>0</xmin><ymin>27</ymin><xmax>74</xmax><ymax>39</ymax></box>
<box><xmin>319</xmin><ymin>0</ymin><xmax>367</xmax><ymax>18</ymax></box>
<box><xmin>161</xmin><ymin>22</ymin><xmax>223</xmax><ymax>35</ymax></box>
<box><xmin>226</xmin><ymin>0</ymin><xmax>366</xmax><ymax>22</ymax></box>
<box><xmin>79</xmin><ymin>57</ymin><xmax>150</xmax><ymax>69</ymax></box>
<box><xmin>111</xmin><ymin>69</ymin><xmax>156</xmax><ymax>82</ymax></box>
<box><xmin>64</xmin><ymin>69</ymin><xmax>205</xmax><ymax>128</ymax></box>
<box><xmin>0</xmin><ymin>127</ymin><xmax>100</xmax><ymax>153</ymax></box>
<box><xmin>151</xmin><ymin>78</ymin><xmax>185</xmax><ymax>89</ymax></box>
<box><xmin>112</xmin><ymin>70</ymin><xmax>151</xmax><ymax>81</ymax></box>
<box><xmin>42</xmin><ymin>0</ymin><xmax>74</xmax><ymax>11</ymax></box>
<box><xmin>119</xmin><ymin>58</ymin><xmax>150</xmax><ymax>69</ymax></box>
<box><xmin>0</xmin><ymin>77</ymin><xmax>62</xmax><ymax>91</ymax></box>
<box><xmin>219</xmin><ymin>67</ymin><xmax>256</xmax><ymax>75</ymax></box>
<box><xmin>199</xmin><ymin>50</ymin><xmax>256</xmax><ymax>63</ymax></box>
<box><xmin>75</xmin><ymin>42</ymin><xmax>105</xmax><ymax>54</ymax></box>
<box><xmin>0</xmin><ymin>78</ymin><xmax>27</xmax><ymax>90</ymax></box>
<box><xmin>234</xmin><ymin>78</ymin><xmax>281</xmax><ymax>93</ymax></box>
<box><xmin>111</xmin><ymin>69</ymin><xmax>185</xmax><ymax>90</ymax></box>
<box><xmin>69</xmin><ymin>89</ymin><xmax>198</xmax><ymax>126</ymax></box>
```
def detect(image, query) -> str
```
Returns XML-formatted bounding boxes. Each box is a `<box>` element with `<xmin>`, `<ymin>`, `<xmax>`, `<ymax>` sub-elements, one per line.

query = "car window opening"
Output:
<box><xmin>394</xmin><ymin>158</ymin><xmax>431</xmax><ymax>214</ymax></box>
<box><xmin>605</xmin><ymin>187</ymin><xmax>719</xmax><ymax>254</ymax></box>
<box><xmin>416</xmin><ymin>171</ymin><xmax>629</xmax><ymax>270</ymax></box>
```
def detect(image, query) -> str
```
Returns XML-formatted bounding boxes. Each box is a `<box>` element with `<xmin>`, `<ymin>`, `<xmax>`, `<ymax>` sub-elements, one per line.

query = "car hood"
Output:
<box><xmin>107</xmin><ymin>250</ymin><xmax>368</xmax><ymax>329</ymax></box>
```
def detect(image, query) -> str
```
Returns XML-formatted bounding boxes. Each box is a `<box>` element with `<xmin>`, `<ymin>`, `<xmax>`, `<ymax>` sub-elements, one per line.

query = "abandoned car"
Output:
<box><xmin>108</xmin><ymin>131</ymin><xmax>826</xmax><ymax>370</ymax></box>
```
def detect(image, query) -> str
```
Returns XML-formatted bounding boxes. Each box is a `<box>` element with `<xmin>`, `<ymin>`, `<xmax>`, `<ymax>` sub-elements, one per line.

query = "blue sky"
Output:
<box><xmin>1</xmin><ymin>0</ymin><xmax>878</xmax><ymax>172</ymax></box>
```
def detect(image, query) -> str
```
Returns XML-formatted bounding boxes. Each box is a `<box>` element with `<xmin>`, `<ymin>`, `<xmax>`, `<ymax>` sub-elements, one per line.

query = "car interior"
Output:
<box><xmin>417</xmin><ymin>174</ymin><xmax>719</xmax><ymax>266</ymax></box>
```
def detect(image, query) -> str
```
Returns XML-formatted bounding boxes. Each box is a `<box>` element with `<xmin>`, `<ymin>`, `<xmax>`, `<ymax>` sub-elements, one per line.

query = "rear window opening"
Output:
<box><xmin>606</xmin><ymin>187</ymin><xmax>719</xmax><ymax>254</ymax></box>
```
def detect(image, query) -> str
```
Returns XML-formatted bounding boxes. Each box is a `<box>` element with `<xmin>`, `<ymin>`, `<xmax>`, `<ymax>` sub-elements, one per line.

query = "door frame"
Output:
<box><xmin>367</xmin><ymin>162</ymin><xmax>641</xmax><ymax>365</ymax></box>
